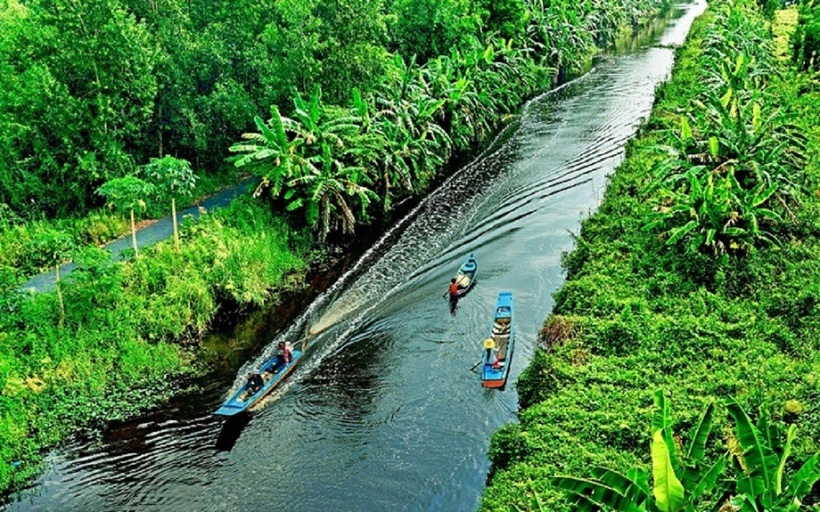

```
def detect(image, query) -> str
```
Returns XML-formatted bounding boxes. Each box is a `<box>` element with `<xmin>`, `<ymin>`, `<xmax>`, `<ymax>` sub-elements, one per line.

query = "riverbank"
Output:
<box><xmin>481</xmin><ymin>1</ymin><xmax>820</xmax><ymax>509</ymax></box>
<box><xmin>0</xmin><ymin>198</ymin><xmax>313</xmax><ymax>493</ymax></box>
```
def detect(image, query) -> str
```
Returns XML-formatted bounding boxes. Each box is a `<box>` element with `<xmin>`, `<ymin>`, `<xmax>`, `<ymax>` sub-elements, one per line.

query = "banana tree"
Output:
<box><xmin>370</xmin><ymin>64</ymin><xmax>451</xmax><ymax>208</ymax></box>
<box><xmin>286</xmin><ymin>144</ymin><xmax>377</xmax><ymax>242</ymax></box>
<box><xmin>644</xmin><ymin>163</ymin><xmax>783</xmax><ymax>256</ymax></box>
<box><xmin>550</xmin><ymin>391</ymin><xmax>727</xmax><ymax>512</ymax></box>
<box><xmin>644</xmin><ymin>5</ymin><xmax>805</xmax><ymax>258</ymax></box>
<box><xmin>230</xmin><ymin>106</ymin><xmax>311</xmax><ymax>198</ymax></box>
<box><xmin>726</xmin><ymin>400</ymin><xmax>820</xmax><ymax>511</ymax></box>
<box><xmin>291</xmin><ymin>86</ymin><xmax>362</xmax><ymax>150</ymax></box>
<box><xmin>232</xmin><ymin>86</ymin><xmax>373</xmax><ymax>241</ymax></box>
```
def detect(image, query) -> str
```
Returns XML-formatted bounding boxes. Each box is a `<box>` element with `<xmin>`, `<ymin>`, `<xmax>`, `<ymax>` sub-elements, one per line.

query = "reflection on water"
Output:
<box><xmin>6</xmin><ymin>2</ymin><xmax>707</xmax><ymax>510</ymax></box>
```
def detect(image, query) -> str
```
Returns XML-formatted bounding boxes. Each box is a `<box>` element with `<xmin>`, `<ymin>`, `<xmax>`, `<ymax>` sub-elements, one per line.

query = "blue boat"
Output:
<box><xmin>214</xmin><ymin>348</ymin><xmax>304</xmax><ymax>416</ymax></box>
<box><xmin>450</xmin><ymin>254</ymin><xmax>478</xmax><ymax>298</ymax></box>
<box><xmin>481</xmin><ymin>291</ymin><xmax>514</xmax><ymax>388</ymax></box>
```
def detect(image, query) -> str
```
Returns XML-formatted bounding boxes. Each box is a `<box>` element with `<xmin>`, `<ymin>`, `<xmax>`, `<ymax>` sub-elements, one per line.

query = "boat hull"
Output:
<box><xmin>214</xmin><ymin>349</ymin><xmax>304</xmax><ymax>416</ymax></box>
<box><xmin>452</xmin><ymin>254</ymin><xmax>478</xmax><ymax>298</ymax></box>
<box><xmin>481</xmin><ymin>292</ymin><xmax>514</xmax><ymax>388</ymax></box>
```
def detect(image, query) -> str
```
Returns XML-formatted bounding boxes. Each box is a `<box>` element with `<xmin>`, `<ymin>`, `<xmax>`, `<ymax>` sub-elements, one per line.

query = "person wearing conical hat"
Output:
<box><xmin>483</xmin><ymin>338</ymin><xmax>496</xmax><ymax>367</ymax></box>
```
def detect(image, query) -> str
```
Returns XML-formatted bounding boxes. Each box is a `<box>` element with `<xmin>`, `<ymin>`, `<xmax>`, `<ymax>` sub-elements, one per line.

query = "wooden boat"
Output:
<box><xmin>481</xmin><ymin>291</ymin><xmax>514</xmax><ymax>388</ymax></box>
<box><xmin>214</xmin><ymin>348</ymin><xmax>303</xmax><ymax>417</ymax></box>
<box><xmin>450</xmin><ymin>254</ymin><xmax>478</xmax><ymax>298</ymax></box>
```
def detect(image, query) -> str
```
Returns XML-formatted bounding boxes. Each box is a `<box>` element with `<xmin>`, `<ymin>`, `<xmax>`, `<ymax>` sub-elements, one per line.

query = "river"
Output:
<box><xmin>5</xmin><ymin>2</ymin><xmax>706</xmax><ymax>510</ymax></box>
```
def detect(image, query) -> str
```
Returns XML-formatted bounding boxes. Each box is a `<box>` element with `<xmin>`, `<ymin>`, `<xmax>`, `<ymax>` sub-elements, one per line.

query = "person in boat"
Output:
<box><xmin>483</xmin><ymin>338</ymin><xmax>496</xmax><ymax>368</ymax></box>
<box><xmin>448</xmin><ymin>278</ymin><xmax>460</xmax><ymax>301</ymax></box>
<box><xmin>278</xmin><ymin>341</ymin><xmax>293</xmax><ymax>366</ymax></box>
<box><xmin>247</xmin><ymin>371</ymin><xmax>264</xmax><ymax>394</ymax></box>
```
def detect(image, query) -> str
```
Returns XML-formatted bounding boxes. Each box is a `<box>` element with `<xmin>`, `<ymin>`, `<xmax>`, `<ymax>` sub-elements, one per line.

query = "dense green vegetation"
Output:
<box><xmin>0</xmin><ymin>198</ymin><xmax>309</xmax><ymax>492</ymax></box>
<box><xmin>0</xmin><ymin>0</ymin><xmax>672</xmax><ymax>284</ymax></box>
<box><xmin>1</xmin><ymin>0</ymin><xmax>677</xmax><ymax>497</ymax></box>
<box><xmin>793</xmin><ymin>0</ymin><xmax>820</xmax><ymax>70</ymax></box>
<box><xmin>0</xmin><ymin>0</ymin><xmax>668</xmax><ymax>243</ymax></box>
<box><xmin>481</xmin><ymin>1</ymin><xmax>820</xmax><ymax>510</ymax></box>
<box><xmin>229</xmin><ymin>0</ymin><xmax>672</xmax><ymax>241</ymax></box>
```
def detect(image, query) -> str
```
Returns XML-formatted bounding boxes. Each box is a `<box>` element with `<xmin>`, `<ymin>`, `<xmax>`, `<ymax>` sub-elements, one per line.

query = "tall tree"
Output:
<box><xmin>388</xmin><ymin>0</ymin><xmax>483</xmax><ymax>63</ymax></box>
<box><xmin>0</xmin><ymin>0</ymin><xmax>158</xmax><ymax>217</ymax></box>
<box><xmin>143</xmin><ymin>156</ymin><xmax>197</xmax><ymax>251</ymax></box>
<box><xmin>96</xmin><ymin>176</ymin><xmax>155</xmax><ymax>257</ymax></box>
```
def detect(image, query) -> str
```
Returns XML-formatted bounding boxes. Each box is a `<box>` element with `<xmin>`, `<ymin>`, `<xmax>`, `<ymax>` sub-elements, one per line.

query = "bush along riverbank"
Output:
<box><xmin>228</xmin><ymin>0</ymin><xmax>673</xmax><ymax>244</ymax></box>
<box><xmin>0</xmin><ymin>0</ymin><xmax>676</xmax><ymax>497</ymax></box>
<box><xmin>0</xmin><ymin>198</ymin><xmax>309</xmax><ymax>493</ymax></box>
<box><xmin>481</xmin><ymin>0</ymin><xmax>820</xmax><ymax>510</ymax></box>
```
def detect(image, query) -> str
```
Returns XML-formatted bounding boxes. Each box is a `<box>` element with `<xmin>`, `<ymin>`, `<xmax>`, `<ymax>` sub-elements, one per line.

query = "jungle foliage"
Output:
<box><xmin>0</xmin><ymin>0</ymin><xmax>672</xmax><ymax>498</ymax></box>
<box><xmin>231</xmin><ymin>0</ymin><xmax>671</xmax><ymax>242</ymax></box>
<box><xmin>481</xmin><ymin>2</ymin><xmax>820</xmax><ymax>510</ymax></box>
<box><xmin>792</xmin><ymin>0</ymin><xmax>820</xmax><ymax>70</ymax></box>
<box><xmin>0</xmin><ymin>0</ymin><xmax>668</xmax><ymax>244</ymax></box>
<box><xmin>0</xmin><ymin>198</ymin><xmax>309</xmax><ymax>492</ymax></box>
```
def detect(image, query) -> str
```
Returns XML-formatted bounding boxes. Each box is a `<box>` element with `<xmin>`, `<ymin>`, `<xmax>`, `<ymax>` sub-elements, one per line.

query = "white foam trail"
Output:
<box><xmin>230</xmin><ymin>70</ymin><xmax>599</xmax><ymax>396</ymax></box>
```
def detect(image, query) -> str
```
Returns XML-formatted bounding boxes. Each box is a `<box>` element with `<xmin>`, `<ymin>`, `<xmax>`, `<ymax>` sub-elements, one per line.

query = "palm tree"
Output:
<box><xmin>287</xmin><ymin>145</ymin><xmax>377</xmax><ymax>242</ymax></box>
<box><xmin>230</xmin><ymin>107</ymin><xmax>311</xmax><ymax>198</ymax></box>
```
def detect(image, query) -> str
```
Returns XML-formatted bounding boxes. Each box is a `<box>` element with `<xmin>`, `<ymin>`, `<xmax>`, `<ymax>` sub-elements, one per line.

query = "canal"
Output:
<box><xmin>7</xmin><ymin>2</ymin><xmax>706</xmax><ymax>510</ymax></box>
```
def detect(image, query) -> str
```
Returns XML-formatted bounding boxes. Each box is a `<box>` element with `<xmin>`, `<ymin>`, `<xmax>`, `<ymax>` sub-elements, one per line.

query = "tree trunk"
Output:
<box><xmin>130</xmin><ymin>208</ymin><xmax>139</xmax><ymax>257</ymax></box>
<box><xmin>55</xmin><ymin>264</ymin><xmax>65</xmax><ymax>327</ymax></box>
<box><xmin>158</xmin><ymin>104</ymin><xmax>164</xmax><ymax>157</ymax></box>
<box><xmin>172</xmin><ymin>197</ymin><xmax>179</xmax><ymax>251</ymax></box>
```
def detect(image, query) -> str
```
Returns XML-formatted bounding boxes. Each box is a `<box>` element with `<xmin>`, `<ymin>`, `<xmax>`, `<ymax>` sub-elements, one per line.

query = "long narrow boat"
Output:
<box><xmin>450</xmin><ymin>254</ymin><xmax>478</xmax><ymax>298</ymax></box>
<box><xmin>481</xmin><ymin>291</ymin><xmax>514</xmax><ymax>388</ymax></box>
<box><xmin>214</xmin><ymin>348</ymin><xmax>303</xmax><ymax>417</ymax></box>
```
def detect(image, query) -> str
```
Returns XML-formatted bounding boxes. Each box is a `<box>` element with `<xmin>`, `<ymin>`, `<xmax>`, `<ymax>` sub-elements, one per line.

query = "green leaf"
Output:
<box><xmin>727</xmin><ymin>399</ymin><xmax>779</xmax><ymax>505</ymax></box>
<box><xmin>653</xmin><ymin>390</ymin><xmax>671</xmax><ymax>433</ymax></box>
<box><xmin>691</xmin><ymin>457</ymin><xmax>726</xmax><ymax>502</ymax></box>
<box><xmin>775</xmin><ymin>424</ymin><xmax>796</xmax><ymax>496</ymax></box>
<box><xmin>483</xmin><ymin>43</ymin><xmax>494</xmax><ymax>64</ymax></box>
<box><xmin>591</xmin><ymin>467</ymin><xmax>652</xmax><ymax>504</ymax></box>
<box><xmin>705</xmin><ymin>228</ymin><xmax>716</xmax><ymax>247</ymax></box>
<box><xmin>787</xmin><ymin>453</ymin><xmax>820</xmax><ymax>499</ymax></box>
<box><xmin>708</xmin><ymin>137</ymin><xmax>720</xmax><ymax>157</ymax></box>
<box><xmin>680</xmin><ymin>116</ymin><xmax>693</xmax><ymax>141</ymax></box>
<box><xmin>752</xmin><ymin>102</ymin><xmax>761</xmax><ymax>132</ymax></box>
<box><xmin>550</xmin><ymin>476</ymin><xmax>642</xmax><ymax>512</ymax></box>
<box><xmin>720</xmin><ymin>88</ymin><xmax>733</xmax><ymax>109</ymax></box>
<box><xmin>685</xmin><ymin>402</ymin><xmax>715</xmax><ymax>464</ymax></box>
<box><xmin>666</xmin><ymin>220</ymin><xmax>699</xmax><ymax>246</ymax></box>
<box><xmin>734</xmin><ymin>53</ymin><xmax>745</xmax><ymax>75</ymax></box>
<box><xmin>652</xmin><ymin>430</ymin><xmax>686</xmax><ymax>512</ymax></box>
<box><xmin>723</xmin><ymin>227</ymin><xmax>747</xmax><ymax>236</ymax></box>
<box><xmin>751</xmin><ymin>184</ymin><xmax>778</xmax><ymax>208</ymax></box>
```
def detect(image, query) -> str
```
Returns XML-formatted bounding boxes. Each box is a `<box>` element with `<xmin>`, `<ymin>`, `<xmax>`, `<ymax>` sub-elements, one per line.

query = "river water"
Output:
<box><xmin>6</xmin><ymin>2</ymin><xmax>706</xmax><ymax>510</ymax></box>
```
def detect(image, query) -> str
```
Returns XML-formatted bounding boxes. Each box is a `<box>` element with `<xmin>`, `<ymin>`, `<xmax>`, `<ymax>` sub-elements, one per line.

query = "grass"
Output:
<box><xmin>0</xmin><ymin>168</ymin><xmax>239</xmax><ymax>284</ymax></box>
<box><xmin>0</xmin><ymin>197</ymin><xmax>310</xmax><ymax>494</ymax></box>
